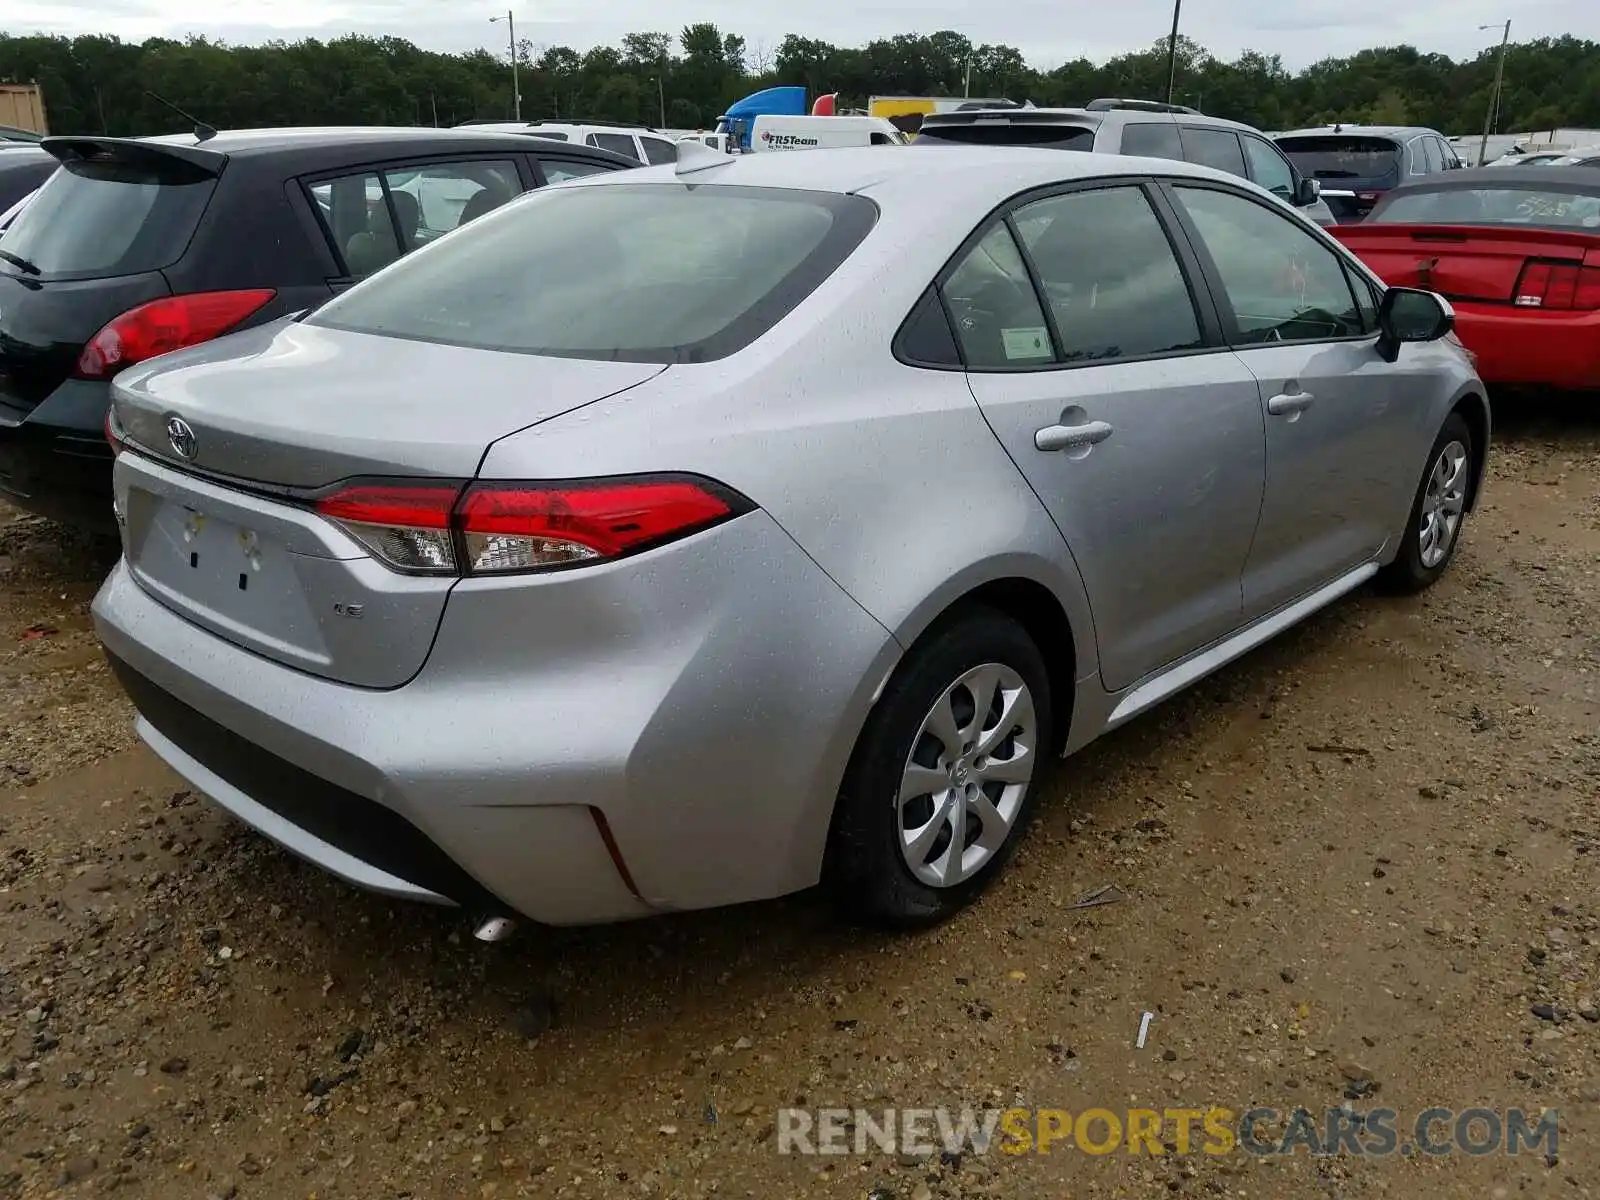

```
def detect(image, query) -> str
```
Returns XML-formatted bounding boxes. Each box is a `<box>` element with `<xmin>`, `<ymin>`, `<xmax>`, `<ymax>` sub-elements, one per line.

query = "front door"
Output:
<box><xmin>1165</xmin><ymin>182</ymin><xmax>1416</xmax><ymax>618</ymax></box>
<box><xmin>947</xmin><ymin>183</ymin><xmax>1267</xmax><ymax>692</ymax></box>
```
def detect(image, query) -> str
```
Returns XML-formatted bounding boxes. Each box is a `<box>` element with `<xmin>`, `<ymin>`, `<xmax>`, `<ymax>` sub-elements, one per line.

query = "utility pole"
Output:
<box><xmin>964</xmin><ymin>55</ymin><xmax>972</xmax><ymax>99</ymax></box>
<box><xmin>1164</xmin><ymin>0</ymin><xmax>1183</xmax><ymax>104</ymax></box>
<box><xmin>1477</xmin><ymin>19</ymin><xmax>1510</xmax><ymax>167</ymax></box>
<box><xmin>490</xmin><ymin>11</ymin><xmax>520</xmax><ymax>121</ymax></box>
<box><xmin>658</xmin><ymin>71</ymin><xmax>666</xmax><ymax>127</ymax></box>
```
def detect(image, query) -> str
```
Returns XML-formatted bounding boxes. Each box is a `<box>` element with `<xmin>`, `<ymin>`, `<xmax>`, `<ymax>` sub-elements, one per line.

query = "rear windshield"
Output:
<box><xmin>0</xmin><ymin>154</ymin><xmax>215</xmax><ymax>278</ymax></box>
<box><xmin>1371</xmin><ymin>187</ymin><xmax>1600</xmax><ymax>230</ymax></box>
<box><xmin>1275</xmin><ymin>136</ymin><xmax>1401</xmax><ymax>180</ymax></box>
<box><xmin>308</xmin><ymin>183</ymin><xmax>878</xmax><ymax>363</ymax></box>
<box><xmin>916</xmin><ymin>122</ymin><xmax>1096</xmax><ymax>150</ymax></box>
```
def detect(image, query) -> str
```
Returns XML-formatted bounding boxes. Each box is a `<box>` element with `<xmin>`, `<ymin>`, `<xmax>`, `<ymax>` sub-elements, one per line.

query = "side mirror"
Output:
<box><xmin>1294</xmin><ymin>176</ymin><xmax>1321</xmax><ymax>206</ymax></box>
<box><xmin>1375</xmin><ymin>286</ymin><xmax>1453</xmax><ymax>362</ymax></box>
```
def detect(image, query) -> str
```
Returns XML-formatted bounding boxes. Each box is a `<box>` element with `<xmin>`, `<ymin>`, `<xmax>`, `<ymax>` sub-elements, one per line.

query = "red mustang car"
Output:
<box><xmin>1331</xmin><ymin>165</ymin><xmax>1600</xmax><ymax>390</ymax></box>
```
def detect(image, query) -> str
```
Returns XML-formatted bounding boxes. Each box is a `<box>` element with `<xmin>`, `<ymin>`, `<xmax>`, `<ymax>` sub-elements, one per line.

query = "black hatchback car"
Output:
<box><xmin>1272</xmin><ymin>124</ymin><xmax>1462</xmax><ymax>223</ymax></box>
<box><xmin>0</xmin><ymin>126</ymin><xmax>636</xmax><ymax>532</ymax></box>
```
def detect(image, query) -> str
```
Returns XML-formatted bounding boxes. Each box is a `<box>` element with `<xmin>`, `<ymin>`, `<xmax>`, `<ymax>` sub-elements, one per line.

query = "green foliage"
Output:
<box><xmin>2</xmin><ymin>27</ymin><xmax>1597</xmax><ymax>137</ymax></box>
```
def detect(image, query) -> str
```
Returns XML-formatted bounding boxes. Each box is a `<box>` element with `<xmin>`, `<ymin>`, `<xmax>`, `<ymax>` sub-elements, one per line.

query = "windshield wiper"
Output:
<box><xmin>0</xmin><ymin>248</ymin><xmax>40</xmax><ymax>275</ymax></box>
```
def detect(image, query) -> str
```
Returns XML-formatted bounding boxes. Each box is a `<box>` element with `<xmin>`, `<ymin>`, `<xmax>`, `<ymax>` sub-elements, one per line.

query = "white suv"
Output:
<box><xmin>460</xmin><ymin>120</ymin><xmax>678</xmax><ymax>166</ymax></box>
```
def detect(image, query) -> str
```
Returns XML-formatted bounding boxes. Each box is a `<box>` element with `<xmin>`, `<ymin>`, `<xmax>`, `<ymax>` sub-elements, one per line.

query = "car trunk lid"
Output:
<box><xmin>111</xmin><ymin>320</ymin><xmax>667</xmax><ymax>688</ymax></box>
<box><xmin>1331</xmin><ymin>223</ymin><xmax>1600</xmax><ymax>305</ymax></box>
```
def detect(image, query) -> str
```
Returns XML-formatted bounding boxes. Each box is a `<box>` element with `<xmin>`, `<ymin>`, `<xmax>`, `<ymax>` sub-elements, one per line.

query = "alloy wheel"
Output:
<box><xmin>1418</xmin><ymin>439</ymin><xmax>1469</xmax><ymax>569</ymax></box>
<box><xmin>897</xmin><ymin>663</ymin><xmax>1038</xmax><ymax>888</ymax></box>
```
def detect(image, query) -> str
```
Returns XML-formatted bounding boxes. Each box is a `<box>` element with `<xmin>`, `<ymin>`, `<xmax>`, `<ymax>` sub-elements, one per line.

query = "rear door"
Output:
<box><xmin>955</xmin><ymin>181</ymin><xmax>1267</xmax><ymax>691</ymax></box>
<box><xmin>1164</xmin><ymin>181</ymin><xmax>1419</xmax><ymax>616</ymax></box>
<box><xmin>0</xmin><ymin>143</ymin><xmax>219</xmax><ymax>419</ymax></box>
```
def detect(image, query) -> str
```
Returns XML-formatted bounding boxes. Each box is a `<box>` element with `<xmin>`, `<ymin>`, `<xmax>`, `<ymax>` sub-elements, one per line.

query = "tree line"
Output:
<box><xmin>2</xmin><ymin>27</ymin><xmax>1598</xmax><ymax>140</ymax></box>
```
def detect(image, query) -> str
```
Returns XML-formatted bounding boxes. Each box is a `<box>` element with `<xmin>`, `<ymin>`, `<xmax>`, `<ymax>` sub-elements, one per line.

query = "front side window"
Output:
<box><xmin>1242</xmin><ymin>136</ymin><xmax>1295</xmax><ymax>200</ymax></box>
<box><xmin>308</xmin><ymin>184</ymin><xmax>876</xmax><ymax>363</ymax></box>
<box><xmin>587</xmin><ymin>132</ymin><xmax>640</xmax><ymax>160</ymax></box>
<box><xmin>1012</xmin><ymin>186</ymin><xmax>1202</xmax><ymax>362</ymax></box>
<box><xmin>1179</xmin><ymin>127</ymin><xmax>1248</xmax><ymax>178</ymax></box>
<box><xmin>1119</xmin><ymin>122</ymin><xmax>1183</xmax><ymax>161</ymax></box>
<box><xmin>940</xmin><ymin>223</ymin><xmax>1052</xmax><ymax>368</ymax></box>
<box><xmin>1173</xmin><ymin>185</ymin><xmax>1362</xmax><ymax>345</ymax></box>
<box><xmin>386</xmin><ymin>160</ymin><xmax>522</xmax><ymax>243</ymax></box>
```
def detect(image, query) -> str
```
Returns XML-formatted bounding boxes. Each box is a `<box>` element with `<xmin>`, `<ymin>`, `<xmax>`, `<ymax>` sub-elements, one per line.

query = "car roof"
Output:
<box><xmin>125</xmin><ymin>125</ymin><xmax>605</xmax><ymax>156</ymax></box>
<box><xmin>620</xmin><ymin>143</ymin><xmax>1258</xmax><ymax>203</ymax></box>
<box><xmin>921</xmin><ymin>105</ymin><xmax>1266</xmax><ymax>136</ymax></box>
<box><xmin>1275</xmin><ymin>126</ymin><xmax>1440</xmax><ymax>141</ymax></box>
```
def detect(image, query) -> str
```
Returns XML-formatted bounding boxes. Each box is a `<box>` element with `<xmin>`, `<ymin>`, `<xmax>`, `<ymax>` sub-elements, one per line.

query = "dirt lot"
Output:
<box><xmin>3</xmin><ymin>401</ymin><xmax>1599</xmax><ymax>1200</ymax></box>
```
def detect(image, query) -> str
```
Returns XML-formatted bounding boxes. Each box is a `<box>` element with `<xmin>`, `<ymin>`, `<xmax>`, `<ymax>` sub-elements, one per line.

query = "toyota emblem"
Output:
<box><xmin>166</xmin><ymin>416</ymin><xmax>198</xmax><ymax>461</ymax></box>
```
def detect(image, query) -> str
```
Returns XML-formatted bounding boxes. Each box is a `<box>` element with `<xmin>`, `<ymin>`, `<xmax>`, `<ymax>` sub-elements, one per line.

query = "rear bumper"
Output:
<box><xmin>1452</xmin><ymin>303</ymin><xmax>1600</xmax><ymax>390</ymax></box>
<box><xmin>92</xmin><ymin>509</ymin><xmax>899</xmax><ymax>925</ymax></box>
<box><xmin>0</xmin><ymin>380</ymin><xmax>117</xmax><ymax>532</ymax></box>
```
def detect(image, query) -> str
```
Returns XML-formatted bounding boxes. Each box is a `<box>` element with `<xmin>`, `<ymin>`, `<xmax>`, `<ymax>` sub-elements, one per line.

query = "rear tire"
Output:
<box><xmin>1377</xmin><ymin>413</ymin><xmax>1474</xmax><ymax>595</ymax></box>
<box><xmin>825</xmin><ymin>607</ymin><xmax>1052</xmax><ymax>928</ymax></box>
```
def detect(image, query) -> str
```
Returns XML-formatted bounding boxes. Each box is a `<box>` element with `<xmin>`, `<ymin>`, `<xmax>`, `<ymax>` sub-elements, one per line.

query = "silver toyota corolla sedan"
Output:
<box><xmin>92</xmin><ymin>145</ymin><xmax>1489</xmax><ymax>933</ymax></box>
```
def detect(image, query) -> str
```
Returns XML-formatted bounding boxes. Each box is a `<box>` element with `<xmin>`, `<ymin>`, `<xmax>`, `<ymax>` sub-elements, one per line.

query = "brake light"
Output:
<box><xmin>311</xmin><ymin>475</ymin><xmax>750</xmax><ymax>576</ymax></box>
<box><xmin>314</xmin><ymin>481</ymin><xmax>464</xmax><ymax>574</ymax></box>
<box><xmin>73</xmin><ymin>289</ymin><xmax>277</xmax><ymax>381</ymax></box>
<box><xmin>1512</xmin><ymin>260</ymin><xmax>1600</xmax><ymax>310</ymax></box>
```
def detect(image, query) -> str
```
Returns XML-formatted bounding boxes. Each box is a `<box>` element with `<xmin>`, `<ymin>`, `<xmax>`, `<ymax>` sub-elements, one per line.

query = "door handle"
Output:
<box><xmin>1035</xmin><ymin>419</ymin><xmax>1114</xmax><ymax>452</ymax></box>
<box><xmin>1267</xmin><ymin>391</ymin><xmax>1315</xmax><ymax>416</ymax></box>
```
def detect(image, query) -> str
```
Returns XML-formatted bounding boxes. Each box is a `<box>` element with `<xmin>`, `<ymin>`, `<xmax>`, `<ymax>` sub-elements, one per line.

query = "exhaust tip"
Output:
<box><xmin>473</xmin><ymin>916</ymin><xmax>517</xmax><ymax>943</ymax></box>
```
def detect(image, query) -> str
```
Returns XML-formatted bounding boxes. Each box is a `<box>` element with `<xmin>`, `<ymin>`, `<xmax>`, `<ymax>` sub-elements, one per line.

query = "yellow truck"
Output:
<box><xmin>867</xmin><ymin>95</ymin><xmax>1013</xmax><ymax>138</ymax></box>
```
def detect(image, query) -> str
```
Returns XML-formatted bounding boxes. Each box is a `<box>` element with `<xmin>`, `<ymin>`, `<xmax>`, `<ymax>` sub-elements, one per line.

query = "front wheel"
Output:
<box><xmin>825</xmin><ymin>608</ymin><xmax>1053</xmax><ymax>927</ymax></box>
<box><xmin>1377</xmin><ymin>412</ymin><xmax>1474</xmax><ymax>594</ymax></box>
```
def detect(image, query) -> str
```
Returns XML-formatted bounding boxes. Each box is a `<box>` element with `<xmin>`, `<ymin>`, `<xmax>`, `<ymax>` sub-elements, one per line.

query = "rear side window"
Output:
<box><xmin>539</xmin><ymin>158</ymin><xmax>614</xmax><ymax>184</ymax></box>
<box><xmin>527</xmin><ymin>131</ymin><xmax>569</xmax><ymax>141</ymax></box>
<box><xmin>940</xmin><ymin>223</ymin><xmax>1052</xmax><ymax>368</ymax></box>
<box><xmin>307</xmin><ymin>184</ymin><xmax>877</xmax><ymax>363</ymax></box>
<box><xmin>919</xmin><ymin>122</ymin><xmax>1096</xmax><ymax>150</ymax></box>
<box><xmin>1014</xmin><ymin>186</ymin><xmax>1202</xmax><ymax>362</ymax></box>
<box><xmin>0</xmin><ymin>155</ymin><xmax>215</xmax><ymax>278</ymax></box>
<box><xmin>1119</xmin><ymin>122</ymin><xmax>1183</xmax><ymax>161</ymax></box>
<box><xmin>1179</xmin><ymin>127</ymin><xmax>1247</xmax><ymax>178</ymax></box>
<box><xmin>587</xmin><ymin>133</ymin><xmax>640</xmax><ymax>160</ymax></box>
<box><xmin>639</xmin><ymin>137</ymin><xmax>677</xmax><ymax>165</ymax></box>
<box><xmin>309</xmin><ymin>160</ymin><xmax>520</xmax><ymax>278</ymax></box>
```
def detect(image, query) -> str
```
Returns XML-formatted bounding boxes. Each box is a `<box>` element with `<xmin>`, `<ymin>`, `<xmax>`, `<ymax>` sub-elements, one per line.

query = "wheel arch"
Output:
<box><xmin>887</xmin><ymin>565</ymin><xmax>1087</xmax><ymax>755</ymax></box>
<box><xmin>1449</xmin><ymin>390</ymin><xmax>1491</xmax><ymax>511</ymax></box>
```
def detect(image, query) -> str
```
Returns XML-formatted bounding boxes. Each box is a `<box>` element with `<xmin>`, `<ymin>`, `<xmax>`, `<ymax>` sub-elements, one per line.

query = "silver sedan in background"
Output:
<box><xmin>92</xmin><ymin>146</ymin><xmax>1488</xmax><ymax>933</ymax></box>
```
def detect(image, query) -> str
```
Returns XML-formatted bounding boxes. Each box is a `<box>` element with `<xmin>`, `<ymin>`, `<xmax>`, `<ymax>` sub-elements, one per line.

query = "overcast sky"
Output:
<box><xmin>10</xmin><ymin>0</ymin><xmax>1595</xmax><ymax>70</ymax></box>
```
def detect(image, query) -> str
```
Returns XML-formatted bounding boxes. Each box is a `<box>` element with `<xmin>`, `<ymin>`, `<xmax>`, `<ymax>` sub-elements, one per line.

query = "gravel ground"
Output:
<box><xmin>2</xmin><ymin>399</ymin><xmax>1599</xmax><ymax>1200</ymax></box>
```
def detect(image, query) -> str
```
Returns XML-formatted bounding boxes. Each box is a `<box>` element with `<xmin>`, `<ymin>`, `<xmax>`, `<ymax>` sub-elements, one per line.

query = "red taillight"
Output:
<box><xmin>1512</xmin><ymin>260</ymin><xmax>1600</xmax><ymax>311</ymax></box>
<box><xmin>73</xmin><ymin>289</ymin><xmax>278</xmax><ymax>381</ymax></box>
<box><xmin>313</xmin><ymin>481</ymin><xmax>463</xmax><ymax>574</ymax></box>
<box><xmin>311</xmin><ymin>475</ymin><xmax>749</xmax><ymax>576</ymax></box>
